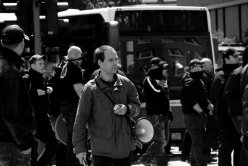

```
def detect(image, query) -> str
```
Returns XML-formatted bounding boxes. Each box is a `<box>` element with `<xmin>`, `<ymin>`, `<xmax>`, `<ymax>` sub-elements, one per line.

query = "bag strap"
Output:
<box><xmin>95</xmin><ymin>79</ymin><xmax>115</xmax><ymax>105</ymax></box>
<box><xmin>95</xmin><ymin>79</ymin><xmax>134</xmax><ymax>120</ymax></box>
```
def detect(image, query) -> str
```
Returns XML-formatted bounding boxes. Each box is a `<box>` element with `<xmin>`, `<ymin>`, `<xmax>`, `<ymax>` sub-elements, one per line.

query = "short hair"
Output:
<box><xmin>67</xmin><ymin>46</ymin><xmax>82</xmax><ymax>60</ymax></box>
<box><xmin>93</xmin><ymin>45</ymin><xmax>116</xmax><ymax>64</ymax></box>
<box><xmin>222</xmin><ymin>48</ymin><xmax>240</xmax><ymax>64</ymax></box>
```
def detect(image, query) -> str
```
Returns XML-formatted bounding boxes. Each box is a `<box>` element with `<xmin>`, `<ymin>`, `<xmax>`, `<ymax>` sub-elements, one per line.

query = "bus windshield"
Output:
<box><xmin>115</xmin><ymin>10</ymin><xmax>208</xmax><ymax>34</ymax></box>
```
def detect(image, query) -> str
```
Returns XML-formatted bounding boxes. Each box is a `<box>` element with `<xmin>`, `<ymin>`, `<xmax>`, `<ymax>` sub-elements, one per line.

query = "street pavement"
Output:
<box><xmin>132</xmin><ymin>146</ymin><xmax>218</xmax><ymax>166</ymax></box>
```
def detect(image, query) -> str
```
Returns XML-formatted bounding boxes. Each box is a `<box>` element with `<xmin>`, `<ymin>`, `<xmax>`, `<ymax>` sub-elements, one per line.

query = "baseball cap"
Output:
<box><xmin>222</xmin><ymin>48</ymin><xmax>241</xmax><ymax>59</ymax></box>
<box><xmin>29</xmin><ymin>54</ymin><xmax>44</xmax><ymax>64</ymax></box>
<box><xmin>1</xmin><ymin>24</ymin><xmax>29</xmax><ymax>45</ymax></box>
<box><xmin>189</xmin><ymin>59</ymin><xmax>204</xmax><ymax>68</ymax></box>
<box><xmin>159</xmin><ymin>61</ymin><xmax>169</xmax><ymax>69</ymax></box>
<box><xmin>149</xmin><ymin>57</ymin><xmax>161</xmax><ymax>67</ymax></box>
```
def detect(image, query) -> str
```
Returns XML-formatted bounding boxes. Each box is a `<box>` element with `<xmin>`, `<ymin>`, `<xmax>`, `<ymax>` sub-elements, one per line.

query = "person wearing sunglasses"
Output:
<box><xmin>181</xmin><ymin>59</ymin><xmax>214</xmax><ymax>166</ymax></box>
<box><xmin>212</xmin><ymin>48</ymin><xmax>241</xmax><ymax>166</ymax></box>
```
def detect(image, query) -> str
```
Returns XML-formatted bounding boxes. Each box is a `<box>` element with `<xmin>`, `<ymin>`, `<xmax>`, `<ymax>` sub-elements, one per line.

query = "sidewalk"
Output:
<box><xmin>132</xmin><ymin>146</ymin><xmax>218</xmax><ymax>166</ymax></box>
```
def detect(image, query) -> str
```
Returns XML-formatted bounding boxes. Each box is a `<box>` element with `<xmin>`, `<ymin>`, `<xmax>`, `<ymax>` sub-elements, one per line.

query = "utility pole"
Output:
<box><xmin>33</xmin><ymin>0</ymin><xmax>41</xmax><ymax>54</ymax></box>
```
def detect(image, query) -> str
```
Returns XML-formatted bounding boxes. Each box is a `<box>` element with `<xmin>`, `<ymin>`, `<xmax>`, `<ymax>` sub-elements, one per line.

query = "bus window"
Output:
<box><xmin>115</xmin><ymin>10</ymin><xmax>208</xmax><ymax>33</ymax></box>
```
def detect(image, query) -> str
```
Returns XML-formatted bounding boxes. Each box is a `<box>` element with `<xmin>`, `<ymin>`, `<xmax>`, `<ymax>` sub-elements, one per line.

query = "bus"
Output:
<box><xmin>39</xmin><ymin>5</ymin><xmax>217</xmax><ymax>148</ymax></box>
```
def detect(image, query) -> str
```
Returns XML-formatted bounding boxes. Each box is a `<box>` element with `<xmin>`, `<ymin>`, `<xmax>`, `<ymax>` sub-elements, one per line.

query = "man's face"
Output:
<box><xmin>70</xmin><ymin>52</ymin><xmax>83</xmax><ymax>66</ymax></box>
<box><xmin>202</xmin><ymin>61</ymin><xmax>213</xmax><ymax>74</ymax></box>
<box><xmin>225</xmin><ymin>53</ymin><xmax>240</xmax><ymax>64</ymax></box>
<box><xmin>31</xmin><ymin>59</ymin><xmax>45</xmax><ymax>74</ymax></box>
<box><xmin>162</xmin><ymin>67</ymin><xmax>169</xmax><ymax>78</ymax></box>
<box><xmin>99</xmin><ymin>49</ymin><xmax>118</xmax><ymax>75</ymax></box>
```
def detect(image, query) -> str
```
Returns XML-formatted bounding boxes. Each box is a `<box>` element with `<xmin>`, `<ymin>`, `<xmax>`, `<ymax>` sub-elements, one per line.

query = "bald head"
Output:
<box><xmin>201</xmin><ymin>58</ymin><xmax>213</xmax><ymax>74</ymax></box>
<box><xmin>67</xmin><ymin>46</ymin><xmax>82</xmax><ymax>60</ymax></box>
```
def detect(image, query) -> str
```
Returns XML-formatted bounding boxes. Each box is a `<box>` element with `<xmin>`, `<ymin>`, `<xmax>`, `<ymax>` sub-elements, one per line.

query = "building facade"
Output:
<box><xmin>177</xmin><ymin>0</ymin><xmax>248</xmax><ymax>44</ymax></box>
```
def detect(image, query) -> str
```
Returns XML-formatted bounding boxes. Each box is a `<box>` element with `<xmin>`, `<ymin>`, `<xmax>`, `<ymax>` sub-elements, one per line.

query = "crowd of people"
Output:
<box><xmin>181</xmin><ymin>46</ymin><xmax>248</xmax><ymax>166</ymax></box>
<box><xmin>1</xmin><ymin>23</ymin><xmax>248</xmax><ymax>166</ymax></box>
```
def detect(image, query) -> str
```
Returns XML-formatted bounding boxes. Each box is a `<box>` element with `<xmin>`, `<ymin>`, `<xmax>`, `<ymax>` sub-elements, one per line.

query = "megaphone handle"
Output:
<box><xmin>136</xmin><ymin>140</ymin><xmax>143</xmax><ymax>149</ymax></box>
<box><xmin>129</xmin><ymin>117</ymin><xmax>135</xmax><ymax>123</ymax></box>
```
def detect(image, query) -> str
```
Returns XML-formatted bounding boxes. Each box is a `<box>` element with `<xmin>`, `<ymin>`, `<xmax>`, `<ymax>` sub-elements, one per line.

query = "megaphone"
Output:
<box><xmin>132</xmin><ymin>117</ymin><xmax>154</xmax><ymax>144</ymax></box>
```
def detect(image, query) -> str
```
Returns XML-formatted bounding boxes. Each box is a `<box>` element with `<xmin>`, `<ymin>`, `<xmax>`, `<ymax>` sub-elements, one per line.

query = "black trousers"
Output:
<box><xmin>92</xmin><ymin>152</ymin><xmax>133</xmax><ymax>166</ymax></box>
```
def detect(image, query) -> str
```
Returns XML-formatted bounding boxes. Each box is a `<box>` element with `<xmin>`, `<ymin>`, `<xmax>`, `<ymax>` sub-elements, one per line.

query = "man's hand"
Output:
<box><xmin>76</xmin><ymin>152</ymin><xmax>87</xmax><ymax>165</ymax></box>
<box><xmin>113</xmin><ymin>104</ymin><xmax>127</xmax><ymax>115</ymax></box>
<box><xmin>37</xmin><ymin>89</ymin><xmax>46</xmax><ymax>96</ymax></box>
<box><xmin>21</xmin><ymin>148</ymin><xmax>31</xmax><ymax>155</ymax></box>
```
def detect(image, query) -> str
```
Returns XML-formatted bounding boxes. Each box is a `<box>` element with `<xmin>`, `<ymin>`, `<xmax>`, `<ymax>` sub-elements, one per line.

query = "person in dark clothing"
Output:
<box><xmin>181</xmin><ymin>59</ymin><xmax>214</xmax><ymax>166</ymax></box>
<box><xmin>160</xmin><ymin>61</ymin><xmax>173</xmax><ymax>157</ymax></box>
<box><xmin>238</xmin><ymin>46</ymin><xmax>248</xmax><ymax>166</ymax></box>
<box><xmin>0</xmin><ymin>24</ymin><xmax>35</xmax><ymax>166</ymax></box>
<box><xmin>200</xmin><ymin>58</ymin><xmax>218</xmax><ymax>163</ymax></box>
<box><xmin>224</xmin><ymin>48</ymin><xmax>248</xmax><ymax>135</ymax></box>
<box><xmin>24</xmin><ymin>54</ymin><xmax>59</xmax><ymax>166</ymax></box>
<box><xmin>138</xmin><ymin>57</ymin><xmax>170</xmax><ymax>166</ymax></box>
<box><xmin>212</xmin><ymin>48</ymin><xmax>241</xmax><ymax>166</ymax></box>
<box><xmin>180</xmin><ymin>70</ymin><xmax>192</xmax><ymax>162</ymax></box>
<box><xmin>57</xmin><ymin>46</ymin><xmax>84</xmax><ymax>166</ymax></box>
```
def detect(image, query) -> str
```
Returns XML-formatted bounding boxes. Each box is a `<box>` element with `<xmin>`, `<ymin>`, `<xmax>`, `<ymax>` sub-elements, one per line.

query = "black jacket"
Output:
<box><xmin>23</xmin><ymin>69</ymin><xmax>51</xmax><ymax>139</ymax></box>
<box><xmin>181</xmin><ymin>73</ymin><xmax>210</xmax><ymax>115</ymax></box>
<box><xmin>212</xmin><ymin>69</ymin><xmax>237</xmax><ymax>132</ymax></box>
<box><xmin>0</xmin><ymin>47</ymin><xmax>35</xmax><ymax>150</ymax></box>
<box><xmin>224</xmin><ymin>66</ymin><xmax>243</xmax><ymax>117</ymax></box>
<box><xmin>143</xmin><ymin>76</ymin><xmax>169</xmax><ymax>116</ymax></box>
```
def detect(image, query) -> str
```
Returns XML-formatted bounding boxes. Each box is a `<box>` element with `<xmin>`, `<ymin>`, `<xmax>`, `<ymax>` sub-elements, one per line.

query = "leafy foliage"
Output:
<box><xmin>70</xmin><ymin>0</ymin><xmax>136</xmax><ymax>10</ymax></box>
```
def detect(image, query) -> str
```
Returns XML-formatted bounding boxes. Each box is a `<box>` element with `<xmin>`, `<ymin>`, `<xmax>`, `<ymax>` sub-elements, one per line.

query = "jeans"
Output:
<box><xmin>181</xmin><ymin>130</ymin><xmax>191</xmax><ymax>159</ymax></box>
<box><xmin>0</xmin><ymin>142</ymin><xmax>31</xmax><ymax>166</ymax></box>
<box><xmin>184</xmin><ymin>114</ymin><xmax>206</xmax><ymax>166</ymax></box>
<box><xmin>203</xmin><ymin>115</ymin><xmax>218</xmax><ymax>157</ymax></box>
<box><xmin>140</xmin><ymin>115</ymin><xmax>168</xmax><ymax>165</ymax></box>
<box><xmin>60</xmin><ymin>103</ymin><xmax>80</xmax><ymax>166</ymax></box>
<box><xmin>92</xmin><ymin>152</ymin><xmax>133</xmax><ymax>166</ymax></box>
<box><xmin>32</xmin><ymin>116</ymin><xmax>59</xmax><ymax>166</ymax></box>
<box><xmin>240</xmin><ymin>135</ymin><xmax>248</xmax><ymax>166</ymax></box>
<box><xmin>218</xmin><ymin>130</ymin><xmax>241</xmax><ymax>166</ymax></box>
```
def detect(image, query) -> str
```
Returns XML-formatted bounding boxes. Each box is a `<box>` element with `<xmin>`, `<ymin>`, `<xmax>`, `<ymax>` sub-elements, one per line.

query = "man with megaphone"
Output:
<box><xmin>72</xmin><ymin>45</ymin><xmax>140</xmax><ymax>166</ymax></box>
<box><xmin>138</xmin><ymin>57</ymin><xmax>171</xmax><ymax>166</ymax></box>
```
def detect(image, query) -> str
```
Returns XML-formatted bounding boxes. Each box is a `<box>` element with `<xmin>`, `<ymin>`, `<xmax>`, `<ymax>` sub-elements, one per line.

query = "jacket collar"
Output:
<box><xmin>95</xmin><ymin>72</ymin><xmax>123</xmax><ymax>93</ymax></box>
<box><xmin>29</xmin><ymin>68</ymin><xmax>43</xmax><ymax>78</ymax></box>
<box><xmin>1</xmin><ymin>47</ymin><xmax>24</xmax><ymax>70</ymax></box>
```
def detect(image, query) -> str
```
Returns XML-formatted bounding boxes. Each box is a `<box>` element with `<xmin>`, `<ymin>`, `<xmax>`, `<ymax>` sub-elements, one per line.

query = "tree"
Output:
<box><xmin>70</xmin><ymin>0</ymin><xmax>136</xmax><ymax>10</ymax></box>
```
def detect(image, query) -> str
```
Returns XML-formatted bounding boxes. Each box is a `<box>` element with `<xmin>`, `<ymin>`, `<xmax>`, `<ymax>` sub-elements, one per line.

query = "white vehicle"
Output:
<box><xmin>1</xmin><ymin>5</ymin><xmax>217</xmax><ymax>148</ymax></box>
<box><xmin>41</xmin><ymin>5</ymin><xmax>217</xmax><ymax>148</ymax></box>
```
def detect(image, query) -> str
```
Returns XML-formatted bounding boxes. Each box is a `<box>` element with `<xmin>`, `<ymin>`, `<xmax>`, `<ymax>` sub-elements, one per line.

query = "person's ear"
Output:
<box><xmin>97</xmin><ymin>59</ymin><xmax>102</xmax><ymax>67</ymax></box>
